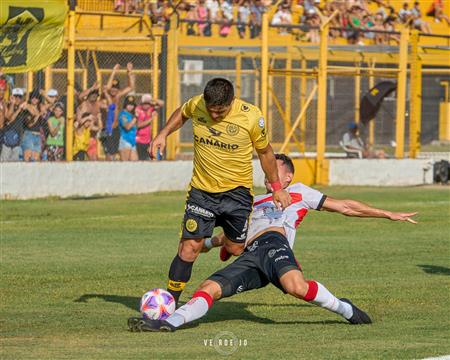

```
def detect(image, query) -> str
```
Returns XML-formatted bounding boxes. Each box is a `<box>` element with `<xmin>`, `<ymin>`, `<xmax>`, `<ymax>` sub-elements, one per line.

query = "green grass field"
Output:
<box><xmin>1</xmin><ymin>186</ymin><xmax>449</xmax><ymax>359</ymax></box>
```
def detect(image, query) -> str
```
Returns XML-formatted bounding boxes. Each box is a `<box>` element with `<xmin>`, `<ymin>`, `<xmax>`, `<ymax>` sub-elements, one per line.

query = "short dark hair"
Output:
<box><xmin>203</xmin><ymin>78</ymin><xmax>234</xmax><ymax>106</ymax></box>
<box><xmin>275</xmin><ymin>153</ymin><xmax>295</xmax><ymax>174</ymax></box>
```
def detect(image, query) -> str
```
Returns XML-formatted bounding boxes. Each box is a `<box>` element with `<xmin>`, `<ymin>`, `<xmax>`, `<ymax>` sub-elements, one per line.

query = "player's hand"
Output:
<box><xmin>388</xmin><ymin>211</ymin><xmax>418</xmax><ymax>224</ymax></box>
<box><xmin>273</xmin><ymin>189</ymin><xmax>291</xmax><ymax>210</ymax></box>
<box><xmin>149</xmin><ymin>133</ymin><xmax>166</xmax><ymax>159</ymax></box>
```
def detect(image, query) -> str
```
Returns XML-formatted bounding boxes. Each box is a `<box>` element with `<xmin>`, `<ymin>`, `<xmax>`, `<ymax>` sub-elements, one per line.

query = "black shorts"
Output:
<box><xmin>101</xmin><ymin>127</ymin><xmax>120</xmax><ymax>155</ymax></box>
<box><xmin>208</xmin><ymin>231</ymin><xmax>301</xmax><ymax>298</ymax></box>
<box><xmin>181</xmin><ymin>186</ymin><xmax>253</xmax><ymax>243</ymax></box>
<box><xmin>136</xmin><ymin>142</ymin><xmax>150</xmax><ymax>160</ymax></box>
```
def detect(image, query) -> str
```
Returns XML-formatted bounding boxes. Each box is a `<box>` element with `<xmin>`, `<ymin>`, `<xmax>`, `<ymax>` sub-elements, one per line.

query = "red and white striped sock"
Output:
<box><xmin>304</xmin><ymin>280</ymin><xmax>353</xmax><ymax>320</ymax></box>
<box><xmin>166</xmin><ymin>291</ymin><xmax>213</xmax><ymax>328</ymax></box>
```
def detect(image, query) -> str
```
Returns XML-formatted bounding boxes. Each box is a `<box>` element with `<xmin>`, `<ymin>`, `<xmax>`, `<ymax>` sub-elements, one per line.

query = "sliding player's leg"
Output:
<box><xmin>129</xmin><ymin>252</ymin><xmax>268</xmax><ymax>332</ymax></box>
<box><xmin>252</xmin><ymin>231</ymin><xmax>371</xmax><ymax>325</ymax></box>
<box><xmin>279</xmin><ymin>267</ymin><xmax>372</xmax><ymax>325</ymax></box>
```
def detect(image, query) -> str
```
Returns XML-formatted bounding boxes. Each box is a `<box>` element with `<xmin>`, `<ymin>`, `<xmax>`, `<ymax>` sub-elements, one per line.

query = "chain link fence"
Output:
<box><xmin>2</xmin><ymin>27</ymin><xmax>449</xmax><ymax>162</ymax></box>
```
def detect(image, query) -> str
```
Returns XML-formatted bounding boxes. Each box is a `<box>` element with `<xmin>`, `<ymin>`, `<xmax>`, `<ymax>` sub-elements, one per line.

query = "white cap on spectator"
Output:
<box><xmin>141</xmin><ymin>94</ymin><xmax>153</xmax><ymax>104</ymax></box>
<box><xmin>47</xmin><ymin>88</ymin><xmax>58</xmax><ymax>97</ymax></box>
<box><xmin>12</xmin><ymin>88</ymin><xmax>24</xmax><ymax>96</ymax></box>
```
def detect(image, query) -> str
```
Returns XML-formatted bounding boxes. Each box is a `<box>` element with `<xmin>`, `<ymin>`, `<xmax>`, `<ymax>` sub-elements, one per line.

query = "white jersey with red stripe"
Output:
<box><xmin>245</xmin><ymin>182</ymin><xmax>326</xmax><ymax>249</ymax></box>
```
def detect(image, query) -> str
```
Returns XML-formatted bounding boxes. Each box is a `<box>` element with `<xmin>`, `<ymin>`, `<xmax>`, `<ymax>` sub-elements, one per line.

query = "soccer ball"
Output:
<box><xmin>140</xmin><ymin>288</ymin><xmax>176</xmax><ymax>320</ymax></box>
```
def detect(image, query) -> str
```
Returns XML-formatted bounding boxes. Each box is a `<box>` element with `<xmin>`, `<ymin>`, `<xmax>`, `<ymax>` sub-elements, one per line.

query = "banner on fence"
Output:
<box><xmin>0</xmin><ymin>0</ymin><xmax>67</xmax><ymax>73</ymax></box>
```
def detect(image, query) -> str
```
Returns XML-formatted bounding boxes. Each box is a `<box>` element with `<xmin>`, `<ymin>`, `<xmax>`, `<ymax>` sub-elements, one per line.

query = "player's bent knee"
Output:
<box><xmin>197</xmin><ymin>280</ymin><xmax>222</xmax><ymax>300</ymax></box>
<box><xmin>280</xmin><ymin>270</ymin><xmax>308</xmax><ymax>299</ymax></box>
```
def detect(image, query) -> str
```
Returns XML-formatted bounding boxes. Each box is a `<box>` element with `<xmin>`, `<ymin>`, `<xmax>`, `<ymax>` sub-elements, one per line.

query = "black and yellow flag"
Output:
<box><xmin>0</xmin><ymin>0</ymin><xmax>67</xmax><ymax>73</ymax></box>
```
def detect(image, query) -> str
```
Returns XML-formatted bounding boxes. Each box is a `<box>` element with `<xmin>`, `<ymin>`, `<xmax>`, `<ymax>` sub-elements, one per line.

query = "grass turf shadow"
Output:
<box><xmin>75</xmin><ymin>294</ymin><xmax>345</xmax><ymax>326</ymax></box>
<box><xmin>417</xmin><ymin>264</ymin><xmax>450</xmax><ymax>276</ymax></box>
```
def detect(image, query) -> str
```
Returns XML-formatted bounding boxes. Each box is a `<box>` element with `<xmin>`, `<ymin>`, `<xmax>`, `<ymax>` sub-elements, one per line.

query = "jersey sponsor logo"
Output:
<box><xmin>258</xmin><ymin>117</ymin><xmax>265</xmax><ymax>128</ymax></box>
<box><xmin>247</xmin><ymin>240</ymin><xmax>258</xmax><ymax>252</ymax></box>
<box><xmin>194</xmin><ymin>135</ymin><xmax>239</xmax><ymax>151</ymax></box>
<box><xmin>241</xmin><ymin>104</ymin><xmax>250</xmax><ymax>112</ymax></box>
<box><xmin>226</xmin><ymin>123</ymin><xmax>240</xmax><ymax>136</ymax></box>
<box><xmin>268</xmin><ymin>247</ymin><xmax>287</xmax><ymax>258</ymax></box>
<box><xmin>186</xmin><ymin>204</ymin><xmax>214</xmax><ymax>218</ymax></box>
<box><xmin>208</xmin><ymin>127</ymin><xmax>222</xmax><ymax>136</ymax></box>
<box><xmin>235</xmin><ymin>219</ymin><xmax>248</xmax><ymax>241</ymax></box>
<box><xmin>185</xmin><ymin>218</ymin><xmax>198</xmax><ymax>232</ymax></box>
<box><xmin>274</xmin><ymin>255</ymin><xmax>289</xmax><ymax>262</ymax></box>
<box><xmin>263</xmin><ymin>206</ymin><xmax>282</xmax><ymax>219</ymax></box>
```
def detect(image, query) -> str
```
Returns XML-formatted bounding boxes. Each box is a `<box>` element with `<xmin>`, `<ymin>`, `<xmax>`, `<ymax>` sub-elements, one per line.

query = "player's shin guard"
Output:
<box><xmin>165</xmin><ymin>291</ymin><xmax>214</xmax><ymax>328</ymax></box>
<box><xmin>167</xmin><ymin>254</ymin><xmax>193</xmax><ymax>305</ymax></box>
<box><xmin>304</xmin><ymin>280</ymin><xmax>353</xmax><ymax>320</ymax></box>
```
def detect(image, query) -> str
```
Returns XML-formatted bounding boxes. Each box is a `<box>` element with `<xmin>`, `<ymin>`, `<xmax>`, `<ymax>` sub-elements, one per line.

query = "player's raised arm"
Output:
<box><xmin>256</xmin><ymin>144</ymin><xmax>291</xmax><ymax>209</ymax></box>
<box><xmin>321</xmin><ymin>197</ymin><xmax>418</xmax><ymax>224</ymax></box>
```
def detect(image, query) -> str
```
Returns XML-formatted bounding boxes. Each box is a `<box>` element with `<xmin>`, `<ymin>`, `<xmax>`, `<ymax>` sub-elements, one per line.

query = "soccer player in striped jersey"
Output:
<box><xmin>128</xmin><ymin>154</ymin><xmax>417</xmax><ymax>331</ymax></box>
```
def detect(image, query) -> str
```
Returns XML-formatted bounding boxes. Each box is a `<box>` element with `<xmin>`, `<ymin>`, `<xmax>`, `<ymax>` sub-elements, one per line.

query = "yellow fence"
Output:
<box><xmin>3</xmin><ymin>11</ymin><xmax>449</xmax><ymax>179</ymax></box>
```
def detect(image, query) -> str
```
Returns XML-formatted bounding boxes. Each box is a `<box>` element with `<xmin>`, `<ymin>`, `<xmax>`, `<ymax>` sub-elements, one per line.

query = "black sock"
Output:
<box><xmin>167</xmin><ymin>254</ymin><xmax>193</xmax><ymax>304</ymax></box>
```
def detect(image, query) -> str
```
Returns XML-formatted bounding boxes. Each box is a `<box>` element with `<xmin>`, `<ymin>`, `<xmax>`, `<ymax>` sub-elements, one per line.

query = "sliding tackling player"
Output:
<box><xmin>129</xmin><ymin>154</ymin><xmax>417</xmax><ymax>331</ymax></box>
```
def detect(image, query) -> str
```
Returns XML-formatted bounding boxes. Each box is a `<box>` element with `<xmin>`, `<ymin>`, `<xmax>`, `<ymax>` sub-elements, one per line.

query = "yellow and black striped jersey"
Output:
<box><xmin>181</xmin><ymin>94</ymin><xmax>269</xmax><ymax>193</ymax></box>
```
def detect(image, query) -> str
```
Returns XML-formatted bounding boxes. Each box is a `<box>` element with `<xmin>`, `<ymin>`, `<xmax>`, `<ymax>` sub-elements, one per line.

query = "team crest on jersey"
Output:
<box><xmin>241</xmin><ymin>104</ymin><xmax>250</xmax><ymax>112</ymax></box>
<box><xmin>258</xmin><ymin>117</ymin><xmax>265</xmax><ymax>128</ymax></box>
<box><xmin>226</xmin><ymin>123</ymin><xmax>240</xmax><ymax>136</ymax></box>
<box><xmin>185</xmin><ymin>218</ymin><xmax>198</xmax><ymax>232</ymax></box>
<box><xmin>208</xmin><ymin>127</ymin><xmax>222</xmax><ymax>137</ymax></box>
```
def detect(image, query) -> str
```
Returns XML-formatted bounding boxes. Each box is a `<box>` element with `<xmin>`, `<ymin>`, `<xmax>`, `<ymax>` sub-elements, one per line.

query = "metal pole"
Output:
<box><xmin>395</xmin><ymin>27</ymin><xmax>409</xmax><ymax>159</ymax></box>
<box><xmin>44</xmin><ymin>66</ymin><xmax>52</xmax><ymax>91</ymax></box>
<box><xmin>300</xmin><ymin>58</ymin><xmax>307</xmax><ymax>152</ymax></box>
<box><xmin>354</xmin><ymin>62</ymin><xmax>360</xmax><ymax>124</ymax></box>
<box><xmin>261</xmin><ymin>13</ymin><xmax>269</xmax><ymax>120</ymax></box>
<box><xmin>316</xmin><ymin>19</ymin><xmax>330</xmax><ymax>184</ymax></box>
<box><xmin>284</xmin><ymin>53</ymin><xmax>292</xmax><ymax>142</ymax></box>
<box><xmin>268</xmin><ymin>69</ymin><xmax>273</xmax><ymax>142</ymax></box>
<box><xmin>66</xmin><ymin>0</ymin><xmax>76</xmax><ymax>161</ymax></box>
<box><xmin>27</xmin><ymin>72</ymin><xmax>33</xmax><ymax>93</ymax></box>
<box><xmin>368</xmin><ymin>59</ymin><xmax>375</xmax><ymax>146</ymax></box>
<box><xmin>152</xmin><ymin>36</ymin><xmax>159</xmax><ymax>139</ymax></box>
<box><xmin>409</xmin><ymin>30</ymin><xmax>422</xmax><ymax>158</ymax></box>
<box><xmin>165</xmin><ymin>15</ymin><xmax>179</xmax><ymax>160</ymax></box>
<box><xmin>235</xmin><ymin>52</ymin><xmax>242</xmax><ymax>99</ymax></box>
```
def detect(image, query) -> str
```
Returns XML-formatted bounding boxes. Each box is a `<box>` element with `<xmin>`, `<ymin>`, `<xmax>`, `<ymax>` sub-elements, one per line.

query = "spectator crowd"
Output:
<box><xmin>0</xmin><ymin>64</ymin><xmax>163</xmax><ymax>162</ymax></box>
<box><xmin>111</xmin><ymin>0</ymin><xmax>447</xmax><ymax>43</ymax></box>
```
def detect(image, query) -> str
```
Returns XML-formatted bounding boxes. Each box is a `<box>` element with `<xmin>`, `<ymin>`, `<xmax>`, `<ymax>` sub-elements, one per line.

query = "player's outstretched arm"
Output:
<box><xmin>322</xmin><ymin>197</ymin><xmax>418</xmax><ymax>224</ymax></box>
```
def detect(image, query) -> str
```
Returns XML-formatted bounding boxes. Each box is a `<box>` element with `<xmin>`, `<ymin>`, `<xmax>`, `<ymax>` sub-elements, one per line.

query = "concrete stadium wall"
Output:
<box><xmin>1</xmin><ymin>160</ymin><xmax>266</xmax><ymax>200</ymax></box>
<box><xmin>1</xmin><ymin>159</ymin><xmax>435</xmax><ymax>200</ymax></box>
<box><xmin>328</xmin><ymin>159</ymin><xmax>434</xmax><ymax>186</ymax></box>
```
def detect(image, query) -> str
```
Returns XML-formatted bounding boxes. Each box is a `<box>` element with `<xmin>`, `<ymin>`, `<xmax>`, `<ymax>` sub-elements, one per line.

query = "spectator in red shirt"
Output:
<box><xmin>135</xmin><ymin>93</ymin><xmax>163</xmax><ymax>161</ymax></box>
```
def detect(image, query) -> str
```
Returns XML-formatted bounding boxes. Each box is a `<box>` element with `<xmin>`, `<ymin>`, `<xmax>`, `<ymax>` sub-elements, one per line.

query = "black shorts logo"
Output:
<box><xmin>185</xmin><ymin>218</ymin><xmax>198</xmax><ymax>232</ymax></box>
<box><xmin>186</xmin><ymin>204</ymin><xmax>214</xmax><ymax>218</ymax></box>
